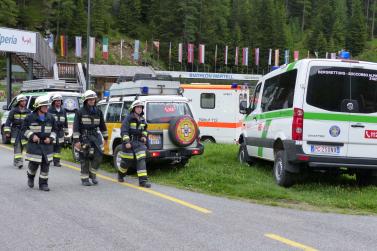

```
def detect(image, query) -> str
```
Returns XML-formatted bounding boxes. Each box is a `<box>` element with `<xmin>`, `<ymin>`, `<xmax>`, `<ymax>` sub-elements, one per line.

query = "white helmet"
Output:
<box><xmin>33</xmin><ymin>95</ymin><xmax>50</xmax><ymax>109</ymax></box>
<box><xmin>51</xmin><ymin>93</ymin><xmax>63</xmax><ymax>102</ymax></box>
<box><xmin>82</xmin><ymin>90</ymin><xmax>97</xmax><ymax>102</ymax></box>
<box><xmin>130</xmin><ymin>100</ymin><xmax>144</xmax><ymax>111</ymax></box>
<box><xmin>16</xmin><ymin>94</ymin><xmax>27</xmax><ymax>103</ymax></box>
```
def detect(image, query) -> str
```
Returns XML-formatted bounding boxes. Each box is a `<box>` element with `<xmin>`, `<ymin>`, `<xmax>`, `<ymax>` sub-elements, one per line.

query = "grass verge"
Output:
<box><xmin>61</xmin><ymin>144</ymin><xmax>377</xmax><ymax>215</ymax></box>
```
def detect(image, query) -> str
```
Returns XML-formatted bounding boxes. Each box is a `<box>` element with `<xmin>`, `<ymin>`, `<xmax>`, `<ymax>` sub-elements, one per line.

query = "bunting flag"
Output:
<box><xmin>331</xmin><ymin>52</ymin><xmax>336</xmax><ymax>59</ymax></box>
<box><xmin>242</xmin><ymin>47</ymin><xmax>249</xmax><ymax>66</ymax></box>
<box><xmin>48</xmin><ymin>34</ymin><xmax>54</xmax><ymax>49</ymax></box>
<box><xmin>120</xmin><ymin>39</ymin><xmax>124</xmax><ymax>60</ymax></box>
<box><xmin>268</xmin><ymin>48</ymin><xmax>272</xmax><ymax>66</ymax></box>
<box><xmin>314</xmin><ymin>51</ymin><xmax>319</xmax><ymax>58</ymax></box>
<box><xmin>294</xmin><ymin>50</ymin><xmax>299</xmax><ymax>61</ymax></box>
<box><xmin>133</xmin><ymin>39</ymin><xmax>140</xmax><ymax>61</ymax></box>
<box><xmin>234</xmin><ymin>47</ymin><xmax>239</xmax><ymax>65</ymax></box>
<box><xmin>284</xmin><ymin>49</ymin><xmax>289</xmax><ymax>64</ymax></box>
<box><xmin>60</xmin><ymin>35</ymin><xmax>67</xmax><ymax>57</ymax></box>
<box><xmin>254</xmin><ymin>48</ymin><xmax>259</xmax><ymax>66</ymax></box>
<box><xmin>325</xmin><ymin>52</ymin><xmax>329</xmax><ymax>59</ymax></box>
<box><xmin>307</xmin><ymin>50</ymin><xmax>310</xmax><ymax>58</ymax></box>
<box><xmin>214</xmin><ymin>44</ymin><xmax>218</xmax><ymax>65</ymax></box>
<box><xmin>89</xmin><ymin>37</ymin><xmax>95</xmax><ymax>59</ymax></box>
<box><xmin>187</xmin><ymin>43</ymin><xmax>194</xmax><ymax>64</ymax></box>
<box><xmin>199</xmin><ymin>44</ymin><xmax>205</xmax><ymax>64</ymax></box>
<box><xmin>225</xmin><ymin>45</ymin><xmax>228</xmax><ymax>65</ymax></box>
<box><xmin>274</xmin><ymin>49</ymin><xmax>279</xmax><ymax>66</ymax></box>
<box><xmin>178</xmin><ymin>43</ymin><xmax>183</xmax><ymax>63</ymax></box>
<box><xmin>75</xmin><ymin>36</ymin><xmax>82</xmax><ymax>58</ymax></box>
<box><xmin>102</xmin><ymin>37</ymin><xmax>109</xmax><ymax>60</ymax></box>
<box><xmin>153</xmin><ymin>41</ymin><xmax>160</xmax><ymax>52</ymax></box>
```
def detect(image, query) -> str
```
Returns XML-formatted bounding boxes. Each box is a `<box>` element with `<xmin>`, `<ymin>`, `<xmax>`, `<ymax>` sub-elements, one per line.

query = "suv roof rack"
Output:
<box><xmin>21</xmin><ymin>79</ymin><xmax>82</xmax><ymax>93</ymax></box>
<box><xmin>109</xmin><ymin>79</ymin><xmax>182</xmax><ymax>97</ymax></box>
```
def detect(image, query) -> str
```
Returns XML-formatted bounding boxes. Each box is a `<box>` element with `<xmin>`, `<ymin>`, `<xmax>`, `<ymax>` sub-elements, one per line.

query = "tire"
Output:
<box><xmin>113</xmin><ymin>144</ymin><xmax>135</xmax><ymax>174</ymax></box>
<box><xmin>168</xmin><ymin>116</ymin><xmax>199</xmax><ymax>147</ymax></box>
<box><xmin>273</xmin><ymin>150</ymin><xmax>296</xmax><ymax>187</ymax></box>
<box><xmin>356</xmin><ymin>171</ymin><xmax>377</xmax><ymax>186</ymax></box>
<box><xmin>1</xmin><ymin>128</ymin><xmax>10</xmax><ymax>144</ymax></box>
<box><xmin>238</xmin><ymin>144</ymin><xmax>253</xmax><ymax>166</ymax></box>
<box><xmin>71</xmin><ymin>143</ymin><xmax>80</xmax><ymax>163</ymax></box>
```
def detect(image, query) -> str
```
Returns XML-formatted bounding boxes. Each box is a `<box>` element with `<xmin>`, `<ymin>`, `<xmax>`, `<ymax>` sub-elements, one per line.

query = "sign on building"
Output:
<box><xmin>0</xmin><ymin>27</ymin><xmax>37</xmax><ymax>54</ymax></box>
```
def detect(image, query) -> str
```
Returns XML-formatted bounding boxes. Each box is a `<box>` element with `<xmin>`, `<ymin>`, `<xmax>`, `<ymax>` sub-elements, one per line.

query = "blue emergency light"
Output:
<box><xmin>231</xmin><ymin>83</ymin><xmax>238</xmax><ymax>88</ymax></box>
<box><xmin>339</xmin><ymin>51</ymin><xmax>350</xmax><ymax>59</ymax></box>
<box><xmin>103</xmin><ymin>90</ymin><xmax>110</xmax><ymax>97</ymax></box>
<box><xmin>272</xmin><ymin>66</ymin><xmax>279</xmax><ymax>71</ymax></box>
<box><xmin>141</xmin><ymin>86</ymin><xmax>149</xmax><ymax>94</ymax></box>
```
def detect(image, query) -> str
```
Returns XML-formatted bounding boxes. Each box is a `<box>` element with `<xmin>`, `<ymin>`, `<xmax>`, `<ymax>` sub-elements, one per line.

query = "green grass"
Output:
<box><xmin>61</xmin><ymin>144</ymin><xmax>377</xmax><ymax>215</ymax></box>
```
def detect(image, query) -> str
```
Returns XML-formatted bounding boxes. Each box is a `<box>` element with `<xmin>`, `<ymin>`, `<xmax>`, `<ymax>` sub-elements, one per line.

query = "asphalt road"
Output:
<box><xmin>0</xmin><ymin>144</ymin><xmax>376</xmax><ymax>251</ymax></box>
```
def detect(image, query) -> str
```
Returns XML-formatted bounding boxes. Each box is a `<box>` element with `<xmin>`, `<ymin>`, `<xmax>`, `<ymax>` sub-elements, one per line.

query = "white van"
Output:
<box><xmin>182</xmin><ymin>84</ymin><xmax>249</xmax><ymax>144</ymax></box>
<box><xmin>239</xmin><ymin>59</ymin><xmax>377</xmax><ymax>187</ymax></box>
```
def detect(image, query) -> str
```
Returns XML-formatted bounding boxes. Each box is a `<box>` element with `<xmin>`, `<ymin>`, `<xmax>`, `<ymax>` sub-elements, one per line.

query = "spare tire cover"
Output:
<box><xmin>169</xmin><ymin>115</ymin><xmax>199</xmax><ymax>147</ymax></box>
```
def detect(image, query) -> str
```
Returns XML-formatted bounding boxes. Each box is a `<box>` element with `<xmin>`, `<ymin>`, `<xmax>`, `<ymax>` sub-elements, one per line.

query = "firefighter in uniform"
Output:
<box><xmin>73</xmin><ymin>90</ymin><xmax>108</xmax><ymax>186</ymax></box>
<box><xmin>4</xmin><ymin>94</ymin><xmax>31</xmax><ymax>168</ymax></box>
<box><xmin>118</xmin><ymin>100</ymin><xmax>151</xmax><ymax>188</ymax></box>
<box><xmin>48</xmin><ymin>94</ymin><xmax>68</xmax><ymax>167</ymax></box>
<box><xmin>22</xmin><ymin>96</ymin><xmax>57</xmax><ymax>191</ymax></box>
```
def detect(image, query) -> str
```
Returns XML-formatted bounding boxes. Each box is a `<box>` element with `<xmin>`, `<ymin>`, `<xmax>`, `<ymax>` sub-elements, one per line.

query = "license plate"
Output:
<box><xmin>310</xmin><ymin>145</ymin><xmax>340</xmax><ymax>154</ymax></box>
<box><xmin>148</xmin><ymin>134</ymin><xmax>161</xmax><ymax>145</ymax></box>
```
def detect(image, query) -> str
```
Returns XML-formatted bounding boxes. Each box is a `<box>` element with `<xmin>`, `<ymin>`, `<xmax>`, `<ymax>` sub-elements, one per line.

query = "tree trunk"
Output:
<box><xmin>372</xmin><ymin>0</ymin><xmax>376</xmax><ymax>39</ymax></box>
<box><xmin>301</xmin><ymin>1</ymin><xmax>306</xmax><ymax>32</ymax></box>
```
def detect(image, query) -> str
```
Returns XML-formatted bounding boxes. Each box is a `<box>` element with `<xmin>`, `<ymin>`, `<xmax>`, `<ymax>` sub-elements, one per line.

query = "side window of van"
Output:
<box><xmin>250</xmin><ymin>83</ymin><xmax>261</xmax><ymax>110</ymax></box>
<box><xmin>261</xmin><ymin>70</ymin><xmax>297</xmax><ymax>112</ymax></box>
<box><xmin>106</xmin><ymin>103</ymin><xmax>122</xmax><ymax>122</ymax></box>
<box><xmin>97</xmin><ymin>104</ymin><xmax>107</xmax><ymax>119</ymax></box>
<box><xmin>121</xmin><ymin>101</ymin><xmax>132</xmax><ymax>121</ymax></box>
<box><xmin>28</xmin><ymin>96</ymin><xmax>36</xmax><ymax>110</ymax></box>
<box><xmin>201</xmin><ymin>93</ymin><xmax>215</xmax><ymax>109</ymax></box>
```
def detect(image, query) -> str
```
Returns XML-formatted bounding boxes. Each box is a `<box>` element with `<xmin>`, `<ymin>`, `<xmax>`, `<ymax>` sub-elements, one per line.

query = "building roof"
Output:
<box><xmin>89</xmin><ymin>64</ymin><xmax>156</xmax><ymax>78</ymax></box>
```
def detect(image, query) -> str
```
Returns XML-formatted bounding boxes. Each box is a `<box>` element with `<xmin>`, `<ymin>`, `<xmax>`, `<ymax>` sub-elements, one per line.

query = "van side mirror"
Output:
<box><xmin>2</xmin><ymin>105</ymin><xmax>9</xmax><ymax>111</ymax></box>
<box><xmin>239</xmin><ymin>101</ymin><xmax>248</xmax><ymax>114</ymax></box>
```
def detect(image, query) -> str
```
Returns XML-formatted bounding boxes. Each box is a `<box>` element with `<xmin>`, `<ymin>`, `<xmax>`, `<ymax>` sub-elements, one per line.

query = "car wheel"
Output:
<box><xmin>238</xmin><ymin>144</ymin><xmax>253</xmax><ymax>166</ymax></box>
<box><xmin>113</xmin><ymin>144</ymin><xmax>135</xmax><ymax>174</ymax></box>
<box><xmin>1</xmin><ymin>129</ymin><xmax>10</xmax><ymax>144</ymax></box>
<box><xmin>202</xmin><ymin>137</ymin><xmax>215</xmax><ymax>144</ymax></box>
<box><xmin>273</xmin><ymin>150</ymin><xmax>296</xmax><ymax>187</ymax></box>
<box><xmin>71</xmin><ymin>143</ymin><xmax>80</xmax><ymax>162</ymax></box>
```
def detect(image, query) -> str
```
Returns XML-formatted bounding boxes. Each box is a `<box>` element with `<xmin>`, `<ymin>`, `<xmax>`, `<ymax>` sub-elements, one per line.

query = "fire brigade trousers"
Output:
<box><xmin>53</xmin><ymin>143</ymin><xmax>62</xmax><ymax>165</ymax></box>
<box><xmin>27</xmin><ymin>156</ymin><xmax>50</xmax><ymax>185</ymax></box>
<box><xmin>13</xmin><ymin>129</ymin><xmax>27</xmax><ymax>166</ymax></box>
<box><xmin>119</xmin><ymin>141</ymin><xmax>148</xmax><ymax>182</ymax></box>
<box><xmin>79</xmin><ymin>147</ymin><xmax>103</xmax><ymax>181</ymax></box>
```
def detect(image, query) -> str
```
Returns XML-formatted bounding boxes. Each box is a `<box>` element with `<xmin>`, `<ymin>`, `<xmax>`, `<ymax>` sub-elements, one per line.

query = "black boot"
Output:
<box><xmin>81</xmin><ymin>178</ymin><xmax>92</xmax><ymax>186</ymax></box>
<box><xmin>27</xmin><ymin>174</ymin><xmax>35</xmax><ymax>188</ymax></box>
<box><xmin>139</xmin><ymin>177</ymin><xmax>151</xmax><ymax>188</ymax></box>
<box><xmin>39</xmin><ymin>178</ymin><xmax>50</xmax><ymax>191</ymax></box>
<box><xmin>118</xmin><ymin>171</ymin><xmax>125</xmax><ymax>182</ymax></box>
<box><xmin>91</xmin><ymin>177</ymin><xmax>98</xmax><ymax>185</ymax></box>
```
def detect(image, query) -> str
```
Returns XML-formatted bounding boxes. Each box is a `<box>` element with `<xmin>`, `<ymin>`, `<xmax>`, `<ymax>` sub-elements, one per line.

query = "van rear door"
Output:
<box><xmin>346</xmin><ymin>63</ymin><xmax>377</xmax><ymax>158</ymax></box>
<box><xmin>302</xmin><ymin>61</ymin><xmax>351</xmax><ymax>157</ymax></box>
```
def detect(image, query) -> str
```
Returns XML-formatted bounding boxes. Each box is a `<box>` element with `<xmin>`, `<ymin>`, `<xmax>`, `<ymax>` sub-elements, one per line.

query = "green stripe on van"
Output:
<box><xmin>258</xmin><ymin>119</ymin><xmax>272</xmax><ymax>157</ymax></box>
<box><xmin>305</xmin><ymin>112</ymin><xmax>377</xmax><ymax>123</ymax></box>
<box><xmin>286</xmin><ymin>61</ymin><xmax>297</xmax><ymax>71</ymax></box>
<box><xmin>245</xmin><ymin>109</ymin><xmax>293</xmax><ymax>122</ymax></box>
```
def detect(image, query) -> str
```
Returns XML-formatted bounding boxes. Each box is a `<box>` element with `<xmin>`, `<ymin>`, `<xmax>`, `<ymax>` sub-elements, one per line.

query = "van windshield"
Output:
<box><xmin>62</xmin><ymin>96</ymin><xmax>81</xmax><ymax>112</ymax></box>
<box><xmin>146</xmin><ymin>102</ymin><xmax>192</xmax><ymax>123</ymax></box>
<box><xmin>307</xmin><ymin>66</ymin><xmax>377</xmax><ymax>113</ymax></box>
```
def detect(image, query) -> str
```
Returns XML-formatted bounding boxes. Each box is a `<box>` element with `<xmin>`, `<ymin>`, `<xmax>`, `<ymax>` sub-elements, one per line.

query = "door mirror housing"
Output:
<box><xmin>239</xmin><ymin>101</ymin><xmax>248</xmax><ymax>114</ymax></box>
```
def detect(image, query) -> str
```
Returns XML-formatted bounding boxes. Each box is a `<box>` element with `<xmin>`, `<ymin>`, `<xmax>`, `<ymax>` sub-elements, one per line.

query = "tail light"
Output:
<box><xmin>192</xmin><ymin>149</ymin><xmax>200</xmax><ymax>155</ymax></box>
<box><xmin>151</xmin><ymin>152</ymin><xmax>160</xmax><ymax>157</ymax></box>
<box><xmin>292</xmin><ymin>108</ymin><xmax>304</xmax><ymax>140</ymax></box>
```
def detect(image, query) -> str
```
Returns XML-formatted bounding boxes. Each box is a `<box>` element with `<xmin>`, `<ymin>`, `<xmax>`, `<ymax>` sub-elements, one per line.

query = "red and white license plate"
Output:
<box><xmin>310</xmin><ymin>145</ymin><xmax>340</xmax><ymax>154</ymax></box>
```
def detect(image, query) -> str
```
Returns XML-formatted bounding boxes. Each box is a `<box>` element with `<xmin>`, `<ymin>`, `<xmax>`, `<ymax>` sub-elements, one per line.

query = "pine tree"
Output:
<box><xmin>71</xmin><ymin>0</ymin><xmax>87</xmax><ymax>36</ymax></box>
<box><xmin>332</xmin><ymin>0</ymin><xmax>347</xmax><ymax>50</ymax></box>
<box><xmin>346</xmin><ymin>0</ymin><xmax>367</xmax><ymax>55</ymax></box>
<box><xmin>118</xmin><ymin>0</ymin><xmax>141</xmax><ymax>37</ymax></box>
<box><xmin>0</xmin><ymin>0</ymin><xmax>18</xmax><ymax>27</ymax></box>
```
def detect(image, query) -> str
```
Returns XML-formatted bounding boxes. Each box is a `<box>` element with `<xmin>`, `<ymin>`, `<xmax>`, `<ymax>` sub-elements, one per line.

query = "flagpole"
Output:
<box><xmin>86</xmin><ymin>0</ymin><xmax>91</xmax><ymax>90</ymax></box>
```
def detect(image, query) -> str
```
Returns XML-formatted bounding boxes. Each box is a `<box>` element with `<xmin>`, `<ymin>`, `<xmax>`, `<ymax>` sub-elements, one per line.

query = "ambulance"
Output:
<box><xmin>94</xmin><ymin>75</ymin><xmax>204</xmax><ymax>170</ymax></box>
<box><xmin>182</xmin><ymin>83</ymin><xmax>249</xmax><ymax>144</ymax></box>
<box><xmin>238</xmin><ymin>59</ymin><xmax>377</xmax><ymax>187</ymax></box>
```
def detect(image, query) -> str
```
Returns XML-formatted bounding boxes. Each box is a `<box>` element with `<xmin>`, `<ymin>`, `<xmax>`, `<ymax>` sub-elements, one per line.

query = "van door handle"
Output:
<box><xmin>351</xmin><ymin>124</ymin><xmax>365</xmax><ymax>128</ymax></box>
